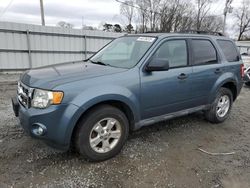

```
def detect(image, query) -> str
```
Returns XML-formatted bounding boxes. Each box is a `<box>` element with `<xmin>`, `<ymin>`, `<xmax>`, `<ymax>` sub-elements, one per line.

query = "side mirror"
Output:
<box><xmin>145</xmin><ymin>58</ymin><xmax>169</xmax><ymax>72</ymax></box>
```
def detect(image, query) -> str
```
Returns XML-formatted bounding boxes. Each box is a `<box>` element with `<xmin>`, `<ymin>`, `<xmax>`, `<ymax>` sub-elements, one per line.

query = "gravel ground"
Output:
<box><xmin>0</xmin><ymin>75</ymin><xmax>250</xmax><ymax>188</ymax></box>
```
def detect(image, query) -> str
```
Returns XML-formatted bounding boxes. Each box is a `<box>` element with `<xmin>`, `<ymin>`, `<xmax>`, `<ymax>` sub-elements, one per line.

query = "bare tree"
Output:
<box><xmin>136</xmin><ymin>0</ymin><xmax>149</xmax><ymax>32</ymax></box>
<box><xmin>120</xmin><ymin>0</ymin><xmax>135</xmax><ymax>33</ymax></box>
<box><xmin>172</xmin><ymin>1</ymin><xmax>196</xmax><ymax>32</ymax></box>
<box><xmin>146</xmin><ymin>0</ymin><xmax>162</xmax><ymax>31</ymax></box>
<box><xmin>223</xmin><ymin>0</ymin><xmax>233</xmax><ymax>33</ymax></box>
<box><xmin>202</xmin><ymin>16</ymin><xmax>223</xmax><ymax>32</ymax></box>
<box><xmin>160</xmin><ymin>0</ymin><xmax>179</xmax><ymax>32</ymax></box>
<box><xmin>234</xmin><ymin>0</ymin><xmax>250</xmax><ymax>40</ymax></box>
<box><xmin>196</xmin><ymin>0</ymin><xmax>212</xmax><ymax>30</ymax></box>
<box><xmin>159</xmin><ymin>0</ymin><xmax>195</xmax><ymax>32</ymax></box>
<box><xmin>118</xmin><ymin>0</ymin><xmax>221</xmax><ymax>34</ymax></box>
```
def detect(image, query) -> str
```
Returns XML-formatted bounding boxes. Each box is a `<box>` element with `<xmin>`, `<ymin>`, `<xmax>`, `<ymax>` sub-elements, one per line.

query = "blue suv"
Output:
<box><xmin>12</xmin><ymin>32</ymin><xmax>244</xmax><ymax>161</ymax></box>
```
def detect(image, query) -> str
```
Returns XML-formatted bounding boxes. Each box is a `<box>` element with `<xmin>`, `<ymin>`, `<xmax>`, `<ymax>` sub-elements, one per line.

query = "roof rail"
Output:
<box><xmin>179</xmin><ymin>30</ymin><xmax>224</xmax><ymax>36</ymax></box>
<box><xmin>144</xmin><ymin>31</ymin><xmax>161</xmax><ymax>33</ymax></box>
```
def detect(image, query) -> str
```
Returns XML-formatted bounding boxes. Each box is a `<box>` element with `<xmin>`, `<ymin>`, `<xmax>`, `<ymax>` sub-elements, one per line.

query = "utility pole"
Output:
<box><xmin>40</xmin><ymin>0</ymin><xmax>45</xmax><ymax>26</ymax></box>
<box><xmin>82</xmin><ymin>16</ymin><xmax>84</xmax><ymax>28</ymax></box>
<box><xmin>223</xmin><ymin>0</ymin><xmax>233</xmax><ymax>33</ymax></box>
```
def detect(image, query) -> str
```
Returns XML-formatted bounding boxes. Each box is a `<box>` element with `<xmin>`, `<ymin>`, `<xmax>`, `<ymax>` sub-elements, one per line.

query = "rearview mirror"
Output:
<box><xmin>145</xmin><ymin>58</ymin><xmax>169</xmax><ymax>72</ymax></box>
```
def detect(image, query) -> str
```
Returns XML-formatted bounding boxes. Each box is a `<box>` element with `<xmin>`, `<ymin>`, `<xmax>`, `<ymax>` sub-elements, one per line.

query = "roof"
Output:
<box><xmin>127</xmin><ymin>32</ymin><xmax>229</xmax><ymax>40</ymax></box>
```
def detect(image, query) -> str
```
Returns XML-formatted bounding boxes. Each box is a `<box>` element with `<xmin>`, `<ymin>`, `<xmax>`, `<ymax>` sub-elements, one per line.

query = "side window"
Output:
<box><xmin>192</xmin><ymin>39</ymin><xmax>217</xmax><ymax>65</ymax></box>
<box><xmin>153</xmin><ymin>40</ymin><xmax>188</xmax><ymax>68</ymax></box>
<box><xmin>217</xmin><ymin>40</ymin><xmax>239</xmax><ymax>62</ymax></box>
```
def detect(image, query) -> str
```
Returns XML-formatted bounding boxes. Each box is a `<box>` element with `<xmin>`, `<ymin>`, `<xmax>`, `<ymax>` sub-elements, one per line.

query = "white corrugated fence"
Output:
<box><xmin>0</xmin><ymin>22</ymin><xmax>124</xmax><ymax>71</ymax></box>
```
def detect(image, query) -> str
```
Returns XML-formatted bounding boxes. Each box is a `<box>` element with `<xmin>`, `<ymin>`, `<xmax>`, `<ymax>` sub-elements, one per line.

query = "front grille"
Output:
<box><xmin>17</xmin><ymin>82</ymin><xmax>33</xmax><ymax>108</ymax></box>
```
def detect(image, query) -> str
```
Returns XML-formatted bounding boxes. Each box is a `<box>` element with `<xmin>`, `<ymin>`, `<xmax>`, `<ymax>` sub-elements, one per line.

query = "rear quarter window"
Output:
<box><xmin>217</xmin><ymin>40</ymin><xmax>239</xmax><ymax>62</ymax></box>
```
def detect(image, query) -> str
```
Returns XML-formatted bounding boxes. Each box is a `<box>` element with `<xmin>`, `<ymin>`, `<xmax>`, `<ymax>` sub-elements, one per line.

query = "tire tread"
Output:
<box><xmin>205</xmin><ymin>87</ymin><xmax>233</xmax><ymax>123</ymax></box>
<box><xmin>73</xmin><ymin>104</ymin><xmax>129</xmax><ymax>162</ymax></box>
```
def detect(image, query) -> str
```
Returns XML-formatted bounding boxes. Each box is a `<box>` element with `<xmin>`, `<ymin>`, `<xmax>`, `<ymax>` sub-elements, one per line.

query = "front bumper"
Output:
<box><xmin>12</xmin><ymin>97</ymin><xmax>19</xmax><ymax>117</ymax></box>
<box><xmin>12</xmin><ymin>97</ymin><xmax>80</xmax><ymax>151</ymax></box>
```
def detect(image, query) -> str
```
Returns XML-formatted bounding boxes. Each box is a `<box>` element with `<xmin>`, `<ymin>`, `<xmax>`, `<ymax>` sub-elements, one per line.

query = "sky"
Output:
<box><xmin>0</xmin><ymin>0</ymin><xmax>122</xmax><ymax>28</ymax></box>
<box><xmin>0</xmin><ymin>0</ymin><xmax>244</xmax><ymax>36</ymax></box>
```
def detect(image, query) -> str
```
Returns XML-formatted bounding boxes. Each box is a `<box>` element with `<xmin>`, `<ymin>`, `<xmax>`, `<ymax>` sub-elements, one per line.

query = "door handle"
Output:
<box><xmin>178</xmin><ymin>73</ymin><xmax>188</xmax><ymax>80</ymax></box>
<box><xmin>214</xmin><ymin>68</ymin><xmax>222</xmax><ymax>74</ymax></box>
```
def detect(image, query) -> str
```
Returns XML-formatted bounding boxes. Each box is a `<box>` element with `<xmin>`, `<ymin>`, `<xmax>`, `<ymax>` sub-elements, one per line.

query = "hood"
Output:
<box><xmin>21</xmin><ymin>61</ymin><xmax>127</xmax><ymax>89</ymax></box>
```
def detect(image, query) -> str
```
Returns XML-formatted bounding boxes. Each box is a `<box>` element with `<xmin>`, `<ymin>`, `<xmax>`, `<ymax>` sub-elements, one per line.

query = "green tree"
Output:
<box><xmin>113</xmin><ymin>24</ymin><xmax>122</xmax><ymax>32</ymax></box>
<box><xmin>103</xmin><ymin>23</ymin><xmax>113</xmax><ymax>32</ymax></box>
<box><xmin>125</xmin><ymin>24</ymin><xmax>134</xmax><ymax>32</ymax></box>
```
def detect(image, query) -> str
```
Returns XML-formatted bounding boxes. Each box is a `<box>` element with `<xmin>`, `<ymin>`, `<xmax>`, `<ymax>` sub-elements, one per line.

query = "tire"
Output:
<box><xmin>245</xmin><ymin>82</ymin><xmax>250</xmax><ymax>86</ymax></box>
<box><xmin>205</xmin><ymin>88</ymin><xmax>233</xmax><ymax>123</ymax></box>
<box><xmin>74</xmin><ymin>105</ymin><xmax>129</xmax><ymax>162</ymax></box>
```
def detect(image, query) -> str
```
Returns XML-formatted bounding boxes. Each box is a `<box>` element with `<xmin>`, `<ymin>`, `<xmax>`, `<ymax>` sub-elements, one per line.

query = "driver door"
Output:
<box><xmin>140</xmin><ymin>39</ymin><xmax>193</xmax><ymax>119</ymax></box>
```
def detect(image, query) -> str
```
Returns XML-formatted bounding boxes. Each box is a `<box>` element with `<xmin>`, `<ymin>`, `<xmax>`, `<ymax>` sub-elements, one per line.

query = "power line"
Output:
<box><xmin>115</xmin><ymin>0</ymin><xmax>161</xmax><ymax>15</ymax></box>
<box><xmin>0</xmin><ymin>0</ymin><xmax>15</xmax><ymax>18</ymax></box>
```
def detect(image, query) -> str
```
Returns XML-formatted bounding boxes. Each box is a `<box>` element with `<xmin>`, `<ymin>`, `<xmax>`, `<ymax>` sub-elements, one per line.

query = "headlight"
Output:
<box><xmin>31</xmin><ymin>89</ymin><xmax>64</xmax><ymax>109</ymax></box>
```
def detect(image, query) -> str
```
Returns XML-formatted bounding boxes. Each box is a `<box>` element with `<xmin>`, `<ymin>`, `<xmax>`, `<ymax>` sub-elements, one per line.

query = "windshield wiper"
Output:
<box><xmin>83</xmin><ymin>58</ymin><xmax>90</xmax><ymax>62</ymax></box>
<box><xmin>89</xmin><ymin>60</ymin><xmax>107</xmax><ymax>66</ymax></box>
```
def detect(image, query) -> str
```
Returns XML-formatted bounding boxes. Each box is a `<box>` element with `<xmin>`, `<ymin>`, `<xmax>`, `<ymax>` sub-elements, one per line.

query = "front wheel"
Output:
<box><xmin>74</xmin><ymin>105</ymin><xmax>129</xmax><ymax>162</ymax></box>
<box><xmin>205</xmin><ymin>88</ymin><xmax>233</xmax><ymax>123</ymax></box>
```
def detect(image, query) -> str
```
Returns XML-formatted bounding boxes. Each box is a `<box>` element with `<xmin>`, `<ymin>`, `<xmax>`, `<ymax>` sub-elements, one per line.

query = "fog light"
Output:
<box><xmin>31</xmin><ymin>123</ymin><xmax>47</xmax><ymax>136</ymax></box>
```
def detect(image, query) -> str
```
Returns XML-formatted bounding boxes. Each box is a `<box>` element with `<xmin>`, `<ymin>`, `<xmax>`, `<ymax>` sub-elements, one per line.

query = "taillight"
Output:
<box><xmin>240</xmin><ymin>64</ymin><xmax>244</xmax><ymax>78</ymax></box>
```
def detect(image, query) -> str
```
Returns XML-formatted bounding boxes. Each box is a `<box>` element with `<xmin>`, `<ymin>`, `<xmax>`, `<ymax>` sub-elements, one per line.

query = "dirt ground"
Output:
<box><xmin>0</xmin><ymin>75</ymin><xmax>250</xmax><ymax>188</ymax></box>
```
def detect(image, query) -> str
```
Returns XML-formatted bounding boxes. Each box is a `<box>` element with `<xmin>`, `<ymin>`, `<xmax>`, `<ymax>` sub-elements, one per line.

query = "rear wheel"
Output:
<box><xmin>74</xmin><ymin>105</ymin><xmax>129</xmax><ymax>162</ymax></box>
<box><xmin>205</xmin><ymin>88</ymin><xmax>233</xmax><ymax>123</ymax></box>
<box><xmin>245</xmin><ymin>82</ymin><xmax>250</xmax><ymax>86</ymax></box>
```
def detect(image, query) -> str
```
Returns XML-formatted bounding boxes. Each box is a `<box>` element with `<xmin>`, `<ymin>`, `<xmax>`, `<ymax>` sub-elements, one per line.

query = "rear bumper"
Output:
<box><xmin>12</xmin><ymin>97</ymin><xmax>80</xmax><ymax>151</ymax></box>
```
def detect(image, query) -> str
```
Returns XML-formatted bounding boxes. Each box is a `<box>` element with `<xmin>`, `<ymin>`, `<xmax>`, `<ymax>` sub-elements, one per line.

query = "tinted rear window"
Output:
<box><xmin>192</xmin><ymin>39</ymin><xmax>217</xmax><ymax>65</ymax></box>
<box><xmin>217</xmin><ymin>40</ymin><xmax>239</xmax><ymax>62</ymax></box>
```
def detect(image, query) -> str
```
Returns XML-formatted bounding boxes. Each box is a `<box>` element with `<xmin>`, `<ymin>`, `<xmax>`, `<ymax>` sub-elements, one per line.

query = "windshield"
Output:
<box><xmin>90</xmin><ymin>36</ymin><xmax>156</xmax><ymax>68</ymax></box>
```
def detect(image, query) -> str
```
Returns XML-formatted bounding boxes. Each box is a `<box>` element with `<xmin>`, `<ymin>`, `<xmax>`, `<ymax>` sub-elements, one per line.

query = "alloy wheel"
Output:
<box><xmin>216</xmin><ymin>95</ymin><xmax>230</xmax><ymax>118</ymax></box>
<box><xmin>89</xmin><ymin>118</ymin><xmax>122</xmax><ymax>153</ymax></box>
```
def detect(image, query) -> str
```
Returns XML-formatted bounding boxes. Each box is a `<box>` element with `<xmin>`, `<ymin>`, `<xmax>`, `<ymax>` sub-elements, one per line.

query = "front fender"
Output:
<box><xmin>72</xmin><ymin>85</ymin><xmax>140</xmax><ymax>115</ymax></box>
<box><xmin>208</xmin><ymin>72</ymin><xmax>239</xmax><ymax>103</ymax></box>
<box><xmin>64</xmin><ymin>85</ymin><xmax>140</xmax><ymax>142</ymax></box>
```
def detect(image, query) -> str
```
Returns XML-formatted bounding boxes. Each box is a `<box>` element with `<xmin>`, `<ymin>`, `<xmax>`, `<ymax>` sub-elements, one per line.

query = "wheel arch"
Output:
<box><xmin>68</xmin><ymin>97</ymin><xmax>139</xmax><ymax>148</ymax></box>
<box><xmin>76</xmin><ymin>99</ymin><xmax>136</xmax><ymax>130</ymax></box>
<box><xmin>221</xmin><ymin>81</ymin><xmax>237</xmax><ymax>101</ymax></box>
<box><xmin>209</xmin><ymin>72</ymin><xmax>240</xmax><ymax>103</ymax></box>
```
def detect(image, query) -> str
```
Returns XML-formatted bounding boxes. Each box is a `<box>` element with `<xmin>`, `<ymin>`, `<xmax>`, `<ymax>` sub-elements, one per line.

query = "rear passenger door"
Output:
<box><xmin>190</xmin><ymin>39</ymin><xmax>224</xmax><ymax>106</ymax></box>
